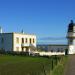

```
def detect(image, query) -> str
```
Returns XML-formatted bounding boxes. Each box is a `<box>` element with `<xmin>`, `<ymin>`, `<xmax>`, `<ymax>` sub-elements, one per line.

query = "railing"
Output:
<box><xmin>21</xmin><ymin>43</ymin><xmax>30</xmax><ymax>47</ymax></box>
<box><xmin>21</xmin><ymin>43</ymin><xmax>37</xmax><ymax>52</ymax></box>
<box><xmin>67</xmin><ymin>32</ymin><xmax>75</xmax><ymax>38</ymax></box>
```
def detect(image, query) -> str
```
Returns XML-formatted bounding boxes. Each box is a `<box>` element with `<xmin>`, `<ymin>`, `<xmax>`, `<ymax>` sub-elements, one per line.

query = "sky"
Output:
<box><xmin>0</xmin><ymin>0</ymin><xmax>75</xmax><ymax>44</ymax></box>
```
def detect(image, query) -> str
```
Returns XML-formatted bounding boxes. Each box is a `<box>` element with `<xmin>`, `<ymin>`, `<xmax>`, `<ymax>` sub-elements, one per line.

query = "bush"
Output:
<box><xmin>0</xmin><ymin>49</ymin><xmax>5</xmax><ymax>54</ymax></box>
<box><xmin>51</xmin><ymin>55</ymin><xmax>68</xmax><ymax>75</ymax></box>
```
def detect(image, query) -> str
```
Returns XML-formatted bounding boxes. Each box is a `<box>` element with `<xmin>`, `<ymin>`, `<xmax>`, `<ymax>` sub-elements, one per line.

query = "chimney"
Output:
<box><xmin>0</xmin><ymin>27</ymin><xmax>2</xmax><ymax>33</ymax></box>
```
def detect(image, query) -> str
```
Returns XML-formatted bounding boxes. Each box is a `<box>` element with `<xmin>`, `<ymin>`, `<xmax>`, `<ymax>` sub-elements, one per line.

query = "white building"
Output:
<box><xmin>67</xmin><ymin>20</ymin><xmax>75</xmax><ymax>54</ymax></box>
<box><xmin>0</xmin><ymin>29</ymin><xmax>36</xmax><ymax>53</ymax></box>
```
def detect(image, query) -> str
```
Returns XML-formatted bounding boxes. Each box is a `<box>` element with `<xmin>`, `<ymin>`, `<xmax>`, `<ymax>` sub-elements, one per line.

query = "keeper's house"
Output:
<box><xmin>0</xmin><ymin>27</ymin><xmax>36</xmax><ymax>53</ymax></box>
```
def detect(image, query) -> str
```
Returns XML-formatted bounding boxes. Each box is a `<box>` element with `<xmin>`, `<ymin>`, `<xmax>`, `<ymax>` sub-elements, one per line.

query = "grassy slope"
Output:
<box><xmin>0</xmin><ymin>55</ymin><xmax>51</xmax><ymax>75</ymax></box>
<box><xmin>0</xmin><ymin>55</ymin><xmax>67</xmax><ymax>75</ymax></box>
<box><xmin>51</xmin><ymin>56</ymin><xmax>68</xmax><ymax>75</ymax></box>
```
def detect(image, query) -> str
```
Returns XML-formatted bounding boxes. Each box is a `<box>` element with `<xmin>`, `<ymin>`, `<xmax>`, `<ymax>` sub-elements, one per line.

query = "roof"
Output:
<box><xmin>0</xmin><ymin>32</ymin><xmax>36</xmax><ymax>36</ymax></box>
<box><xmin>68</xmin><ymin>20</ymin><xmax>75</xmax><ymax>32</ymax></box>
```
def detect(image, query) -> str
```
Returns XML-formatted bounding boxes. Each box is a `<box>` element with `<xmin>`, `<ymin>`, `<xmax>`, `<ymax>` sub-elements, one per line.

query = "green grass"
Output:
<box><xmin>0</xmin><ymin>55</ymin><xmax>51</xmax><ymax>75</ymax></box>
<box><xmin>0</xmin><ymin>55</ymin><xmax>67</xmax><ymax>75</ymax></box>
<box><xmin>51</xmin><ymin>56</ymin><xmax>68</xmax><ymax>75</ymax></box>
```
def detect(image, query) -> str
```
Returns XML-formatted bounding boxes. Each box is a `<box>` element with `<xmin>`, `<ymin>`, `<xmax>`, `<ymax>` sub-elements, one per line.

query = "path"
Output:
<box><xmin>64</xmin><ymin>55</ymin><xmax>75</xmax><ymax>75</ymax></box>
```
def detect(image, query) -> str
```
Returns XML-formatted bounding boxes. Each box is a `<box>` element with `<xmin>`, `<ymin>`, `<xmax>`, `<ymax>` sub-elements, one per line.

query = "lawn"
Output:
<box><xmin>0</xmin><ymin>55</ymin><xmax>67</xmax><ymax>75</ymax></box>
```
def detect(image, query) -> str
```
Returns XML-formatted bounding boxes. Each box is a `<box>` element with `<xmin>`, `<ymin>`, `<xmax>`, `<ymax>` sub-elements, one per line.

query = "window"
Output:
<box><xmin>22</xmin><ymin>38</ymin><xmax>24</xmax><ymax>43</ymax></box>
<box><xmin>25</xmin><ymin>38</ymin><xmax>27</xmax><ymax>43</ymax></box>
<box><xmin>51</xmin><ymin>50</ymin><xmax>53</xmax><ymax>52</ymax></box>
<box><xmin>30</xmin><ymin>38</ymin><xmax>32</xmax><ymax>44</ymax></box>
<box><xmin>22</xmin><ymin>47</ymin><xmax>24</xmax><ymax>51</ymax></box>
<box><xmin>16</xmin><ymin>37</ymin><xmax>19</xmax><ymax>44</ymax></box>
<box><xmin>33</xmin><ymin>38</ymin><xmax>35</xmax><ymax>43</ymax></box>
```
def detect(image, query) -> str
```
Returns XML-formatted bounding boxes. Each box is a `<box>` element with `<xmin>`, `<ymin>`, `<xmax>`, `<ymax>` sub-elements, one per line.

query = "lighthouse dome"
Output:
<box><xmin>68</xmin><ymin>20</ymin><xmax>75</xmax><ymax>32</ymax></box>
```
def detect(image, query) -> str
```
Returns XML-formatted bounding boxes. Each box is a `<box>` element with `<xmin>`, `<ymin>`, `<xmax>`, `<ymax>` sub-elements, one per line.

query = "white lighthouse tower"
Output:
<box><xmin>67</xmin><ymin>20</ymin><xmax>75</xmax><ymax>54</ymax></box>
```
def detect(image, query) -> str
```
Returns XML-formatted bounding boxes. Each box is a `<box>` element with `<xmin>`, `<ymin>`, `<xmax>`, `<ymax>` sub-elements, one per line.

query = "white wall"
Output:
<box><xmin>0</xmin><ymin>33</ymin><xmax>36</xmax><ymax>52</ymax></box>
<box><xmin>67</xmin><ymin>25</ymin><xmax>75</xmax><ymax>54</ymax></box>
<box><xmin>13</xmin><ymin>33</ymin><xmax>36</xmax><ymax>52</ymax></box>
<box><xmin>34</xmin><ymin>51</ymin><xmax>65</xmax><ymax>56</ymax></box>
<box><xmin>68</xmin><ymin>39</ymin><xmax>75</xmax><ymax>54</ymax></box>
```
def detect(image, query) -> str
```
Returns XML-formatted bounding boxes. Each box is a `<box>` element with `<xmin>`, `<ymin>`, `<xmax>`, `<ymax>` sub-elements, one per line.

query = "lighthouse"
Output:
<box><xmin>67</xmin><ymin>20</ymin><xmax>75</xmax><ymax>54</ymax></box>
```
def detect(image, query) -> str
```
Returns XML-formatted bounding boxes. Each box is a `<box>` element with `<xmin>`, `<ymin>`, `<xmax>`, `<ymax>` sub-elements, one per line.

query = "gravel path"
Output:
<box><xmin>64</xmin><ymin>55</ymin><xmax>75</xmax><ymax>75</ymax></box>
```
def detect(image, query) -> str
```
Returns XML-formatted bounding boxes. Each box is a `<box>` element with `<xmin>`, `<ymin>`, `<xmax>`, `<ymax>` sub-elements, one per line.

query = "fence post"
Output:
<box><xmin>42</xmin><ymin>64</ymin><xmax>46</xmax><ymax>75</ymax></box>
<box><xmin>52</xmin><ymin>60</ymin><xmax>53</xmax><ymax>70</ymax></box>
<box><xmin>55</xmin><ymin>55</ymin><xmax>57</xmax><ymax>65</ymax></box>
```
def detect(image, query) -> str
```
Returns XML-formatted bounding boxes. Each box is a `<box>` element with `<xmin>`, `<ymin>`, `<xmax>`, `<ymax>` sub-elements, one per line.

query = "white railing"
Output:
<box><xmin>67</xmin><ymin>32</ymin><xmax>75</xmax><ymax>37</ymax></box>
<box><xmin>21</xmin><ymin>43</ymin><xmax>30</xmax><ymax>47</ymax></box>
